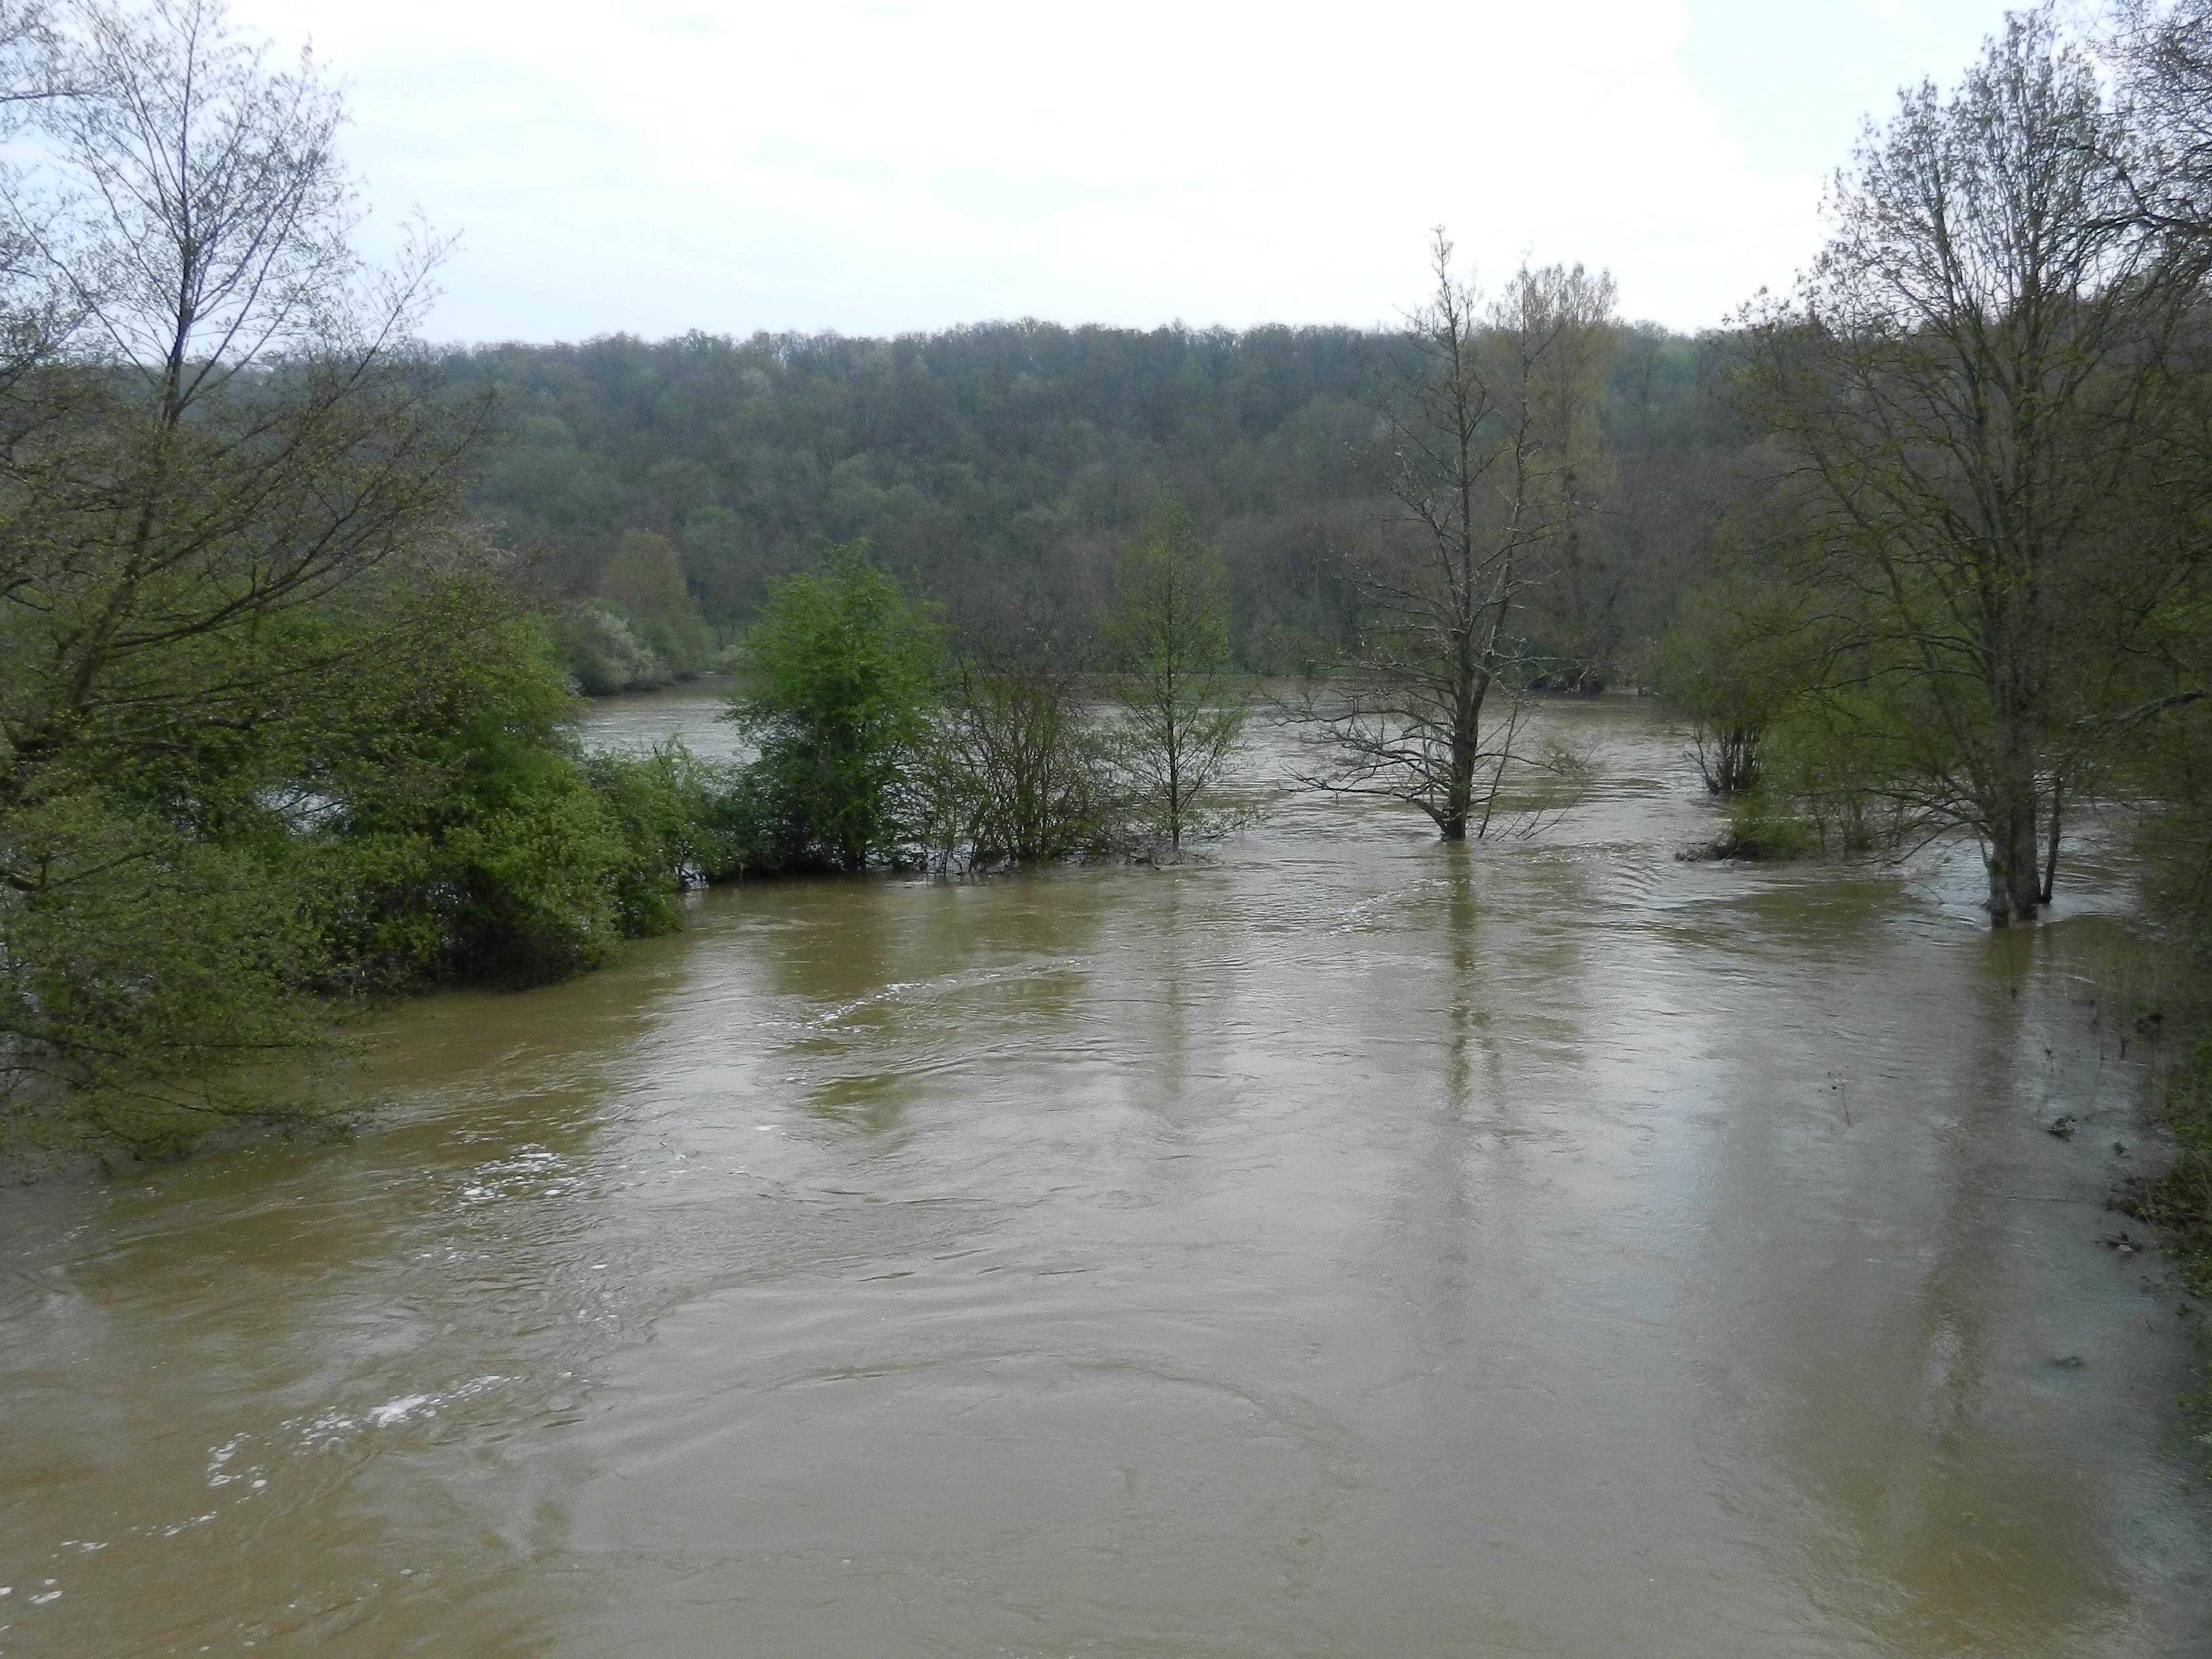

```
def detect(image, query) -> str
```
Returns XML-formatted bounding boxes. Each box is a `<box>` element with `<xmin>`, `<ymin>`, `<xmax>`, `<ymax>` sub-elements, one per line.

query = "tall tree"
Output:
<box><xmin>1743</xmin><ymin>7</ymin><xmax>2195</xmax><ymax>924</ymax></box>
<box><xmin>2114</xmin><ymin>0</ymin><xmax>2212</xmax><ymax>249</ymax></box>
<box><xmin>1296</xmin><ymin>232</ymin><xmax>1615</xmax><ymax>840</ymax></box>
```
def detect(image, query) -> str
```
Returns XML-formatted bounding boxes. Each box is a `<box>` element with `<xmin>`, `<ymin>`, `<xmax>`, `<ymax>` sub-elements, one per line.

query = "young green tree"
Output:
<box><xmin>1107</xmin><ymin>495</ymin><xmax>1248</xmax><ymax>853</ymax></box>
<box><xmin>0</xmin><ymin>1</ymin><xmax>484</xmax><ymax>810</ymax></box>
<box><xmin>724</xmin><ymin>547</ymin><xmax>943</xmax><ymax>874</ymax></box>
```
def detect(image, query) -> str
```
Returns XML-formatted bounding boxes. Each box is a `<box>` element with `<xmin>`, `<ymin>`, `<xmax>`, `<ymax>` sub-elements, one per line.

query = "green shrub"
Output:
<box><xmin>724</xmin><ymin>547</ymin><xmax>944</xmax><ymax>874</ymax></box>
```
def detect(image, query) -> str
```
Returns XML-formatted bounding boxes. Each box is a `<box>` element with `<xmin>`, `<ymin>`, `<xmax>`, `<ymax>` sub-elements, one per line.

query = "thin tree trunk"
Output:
<box><xmin>2041</xmin><ymin>780</ymin><xmax>2063</xmax><ymax>907</ymax></box>
<box><xmin>1987</xmin><ymin>741</ymin><xmax>2043</xmax><ymax>926</ymax></box>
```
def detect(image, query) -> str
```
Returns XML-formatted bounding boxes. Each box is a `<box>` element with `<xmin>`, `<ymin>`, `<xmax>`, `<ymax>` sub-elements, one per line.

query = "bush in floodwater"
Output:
<box><xmin>907</xmin><ymin>596</ymin><xmax>1125</xmax><ymax>871</ymax></box>
<box><xmin>1649</xmin><ymin>569</ymin><xmax>1814</xmax><ymax>798</ymax></box>
<box><xmin>722</xmin><ymin>547</ymin><xmax>946</xmax><ymax>874</ymax></box>
<box><xmin>304</xmin><ymin>622</ymin><xmax>663</xmax><ymax>990</ymax></box>
<box><xmin>1671</xmin><ymin>687</ymin><xmax>1913</xmax><ymax>864</ymax></box>
<box><xmin>550</xmin><ymin>600</ymin><xmax>675</xmax><ymax>696</ymax></box>
<box><xmin>1692</xmin><ymin>791</ymin><xmax>1822</xmax><ymax>861</ymax></box>
<box><xmin>583</xmin><ymin>740</ymin><xmax>750</xmax><ymax>925</ymax></box>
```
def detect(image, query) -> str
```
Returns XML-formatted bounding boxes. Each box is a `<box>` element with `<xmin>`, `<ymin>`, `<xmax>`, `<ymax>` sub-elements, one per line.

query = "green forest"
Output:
<box><xmin>447</xmin><ymin>313</ymin><xmax>1728</xmax><ymax>696</ymax></box>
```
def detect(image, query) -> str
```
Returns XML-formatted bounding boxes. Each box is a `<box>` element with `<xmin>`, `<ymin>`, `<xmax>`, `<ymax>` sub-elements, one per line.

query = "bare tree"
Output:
<box><xmin>1293</xmin><ymin>231</ymin><xmax>1614</xmax><ymax>840</ymax></box>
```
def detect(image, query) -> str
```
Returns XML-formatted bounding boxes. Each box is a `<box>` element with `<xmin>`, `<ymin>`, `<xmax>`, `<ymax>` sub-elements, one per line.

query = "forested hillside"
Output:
<box><xmin>444</xmin><ymin>321</ymin><xmax>1745</xmax><ymax>689</ymax></box>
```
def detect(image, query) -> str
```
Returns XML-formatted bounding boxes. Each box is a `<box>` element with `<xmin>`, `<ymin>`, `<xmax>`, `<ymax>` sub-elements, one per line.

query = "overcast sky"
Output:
<box><xmin>227</xmin><ymin>0</ymin><xmax>2022</xmax><ymax>344</ymax></box>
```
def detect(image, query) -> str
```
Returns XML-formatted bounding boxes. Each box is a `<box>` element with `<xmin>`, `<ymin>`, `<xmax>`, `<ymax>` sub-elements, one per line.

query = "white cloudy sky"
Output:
<box><xmin>225</xmin><ymin>0</ymin><xmax>2020</xmax><ymax>342</ymax></box>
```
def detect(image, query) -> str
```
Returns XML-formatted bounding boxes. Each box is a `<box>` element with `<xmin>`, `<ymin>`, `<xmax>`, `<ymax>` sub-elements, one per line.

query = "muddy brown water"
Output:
<box><xmin>2</xmin><ymin>690</ymin><xmax>2207</xmax><ymax>1656</ymax></box>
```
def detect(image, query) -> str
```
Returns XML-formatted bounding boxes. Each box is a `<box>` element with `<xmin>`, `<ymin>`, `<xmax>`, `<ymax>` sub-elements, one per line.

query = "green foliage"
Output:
<box><xmin>0</xmin><ymin>0</ymin><xmax>600</xmax><ymax>1149</ymax></box>
<box><xmin>301</xmin><ymin>616</ymin><xmax>741</xmax><ymax>991</ymax></box>
<box><xmin>1692</xmin><ymin>790</ymin><xmax>1821</xmax><ymax>862</ymax></box>
<box><xmin>585</xmin><ymin>739</ymin><xmax>752</xmax><ymax>920</ymax></box>
<box><xmin>2135</xmin><ymin>1042</ymin><xmax>2212</xmax><ymax>1300</ymax></box>
<box><xmin>1</xmin><ymin>571</ymin><xmax>739</xmax><ymax>1154</ymax></box>
<box><xmin>2124</xmin><ymin>590</ymin><xmax>2212</xmax><ymax>951</ymax></box>
<box><xmin>1656</xmin><ymin>569</ymin><xmax>1946</xmax><ymax>861</ymax></box>
<box><xmin>550</xmin><ymin>601</ymin><xmax>675</xmax><ymax>695</ymax></box>
<box><xmin>0</xmin><ymin>794</ymin><xmax>327</xmax><ymax>1153</ymax></box>
<box><xmin>1107</xmin><ymin>496</ymin><xmax>1250</xmax><ymax>851</ymax></box>
<box><xmin>725</xmin><ymin>548</ymin><xmax>945</xmax><ymax>873</ymax></box>
<box><xmin>2140</xmin><ymin>1038</ymin><xmax>2212</xmax><ymax>1466</ymax></box>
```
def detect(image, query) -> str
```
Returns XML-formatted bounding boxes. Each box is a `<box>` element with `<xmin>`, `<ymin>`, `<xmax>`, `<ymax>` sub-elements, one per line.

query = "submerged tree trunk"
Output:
<box><xmin>2041</xmin><ymin>782</ymin><xmax>2064</xmax><ymax>907</ymax></box>
<box><xmin>1985</xmin><ymin>787</ymin><xmax>2042</xmax><ymax>926</ymax></box>
<box><xmin>1986</xmin><ymin>644</ymin><xmax>2045</xmax><ymax>924</ymax></box>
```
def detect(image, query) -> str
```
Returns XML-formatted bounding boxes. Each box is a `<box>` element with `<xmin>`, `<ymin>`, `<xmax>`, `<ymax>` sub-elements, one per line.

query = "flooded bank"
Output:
<box><xmin>2</xmin><ymin>693</ymin><xmax>2206</xmax><ymax>1656</ymax></box>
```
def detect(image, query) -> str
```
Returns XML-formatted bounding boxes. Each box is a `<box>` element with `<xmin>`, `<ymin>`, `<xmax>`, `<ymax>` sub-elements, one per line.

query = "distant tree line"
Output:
<box><xmin>439</xmin><ymin>304</ymin><xmax>1744</xmax><ymax>699</ymax></box>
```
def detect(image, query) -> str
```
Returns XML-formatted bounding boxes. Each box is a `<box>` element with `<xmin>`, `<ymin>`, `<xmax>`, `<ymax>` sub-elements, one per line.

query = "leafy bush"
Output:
<box><xmin>724</xmin><ymin>547</ymin><xmax>945</xmax><ymax>874</ymax></box>
<box><xmin>586</xmin><ymin>740</ymin><xmax>750</xmax><ymax>925</ymax></box>
<box><xmin>1649</xmin><ymin>570</ymin><xmax>1812</xmax><ymax>797</ymax></box>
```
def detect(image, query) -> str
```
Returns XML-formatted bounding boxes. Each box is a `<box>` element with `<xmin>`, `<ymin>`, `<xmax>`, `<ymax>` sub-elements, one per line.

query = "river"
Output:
<box><xmin>1</xmin><ymin>687</ymin><xmax>2206</xmax><ymax>1656</ymax></box>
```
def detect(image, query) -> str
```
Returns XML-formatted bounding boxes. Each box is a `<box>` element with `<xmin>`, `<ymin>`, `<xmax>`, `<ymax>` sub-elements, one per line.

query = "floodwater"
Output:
<box><xmin>3</xmin><ymin>688</ymin><xmax>2207</xmax><ymax>1657</ymax></box>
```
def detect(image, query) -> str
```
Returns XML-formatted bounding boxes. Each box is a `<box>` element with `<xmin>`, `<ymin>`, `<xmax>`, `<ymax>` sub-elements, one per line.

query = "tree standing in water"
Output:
<box><xmin>724</xmin><ymin>546</ymin><xmax>943</xmax><ymax>874</ymax></box>
<box><xmin>1294</xmin><ymin>231</ymin><xmax>1614</xmax><ymax>840</ymax></box>
<box><xmin>1742</xmin><ymin>9</ymin><xmax>2200</xmax><ymax>924</ymax></box>
<box><xmin>1107</xmin><ymin>495</ymin><xmax>1248</xmax><ymax>853</ymax></box>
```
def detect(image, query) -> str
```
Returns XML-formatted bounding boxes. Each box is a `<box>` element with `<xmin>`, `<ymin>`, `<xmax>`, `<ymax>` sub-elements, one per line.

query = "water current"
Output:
<box><xmin>2</xmin><ymin>687</ymin><xmax>2207</xmax><ymax>1656</ymax></box>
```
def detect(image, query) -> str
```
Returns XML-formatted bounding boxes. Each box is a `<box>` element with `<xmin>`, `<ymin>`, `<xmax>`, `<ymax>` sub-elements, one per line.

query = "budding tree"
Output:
<box><xmin>1295</xmin><ymin>232</ymin><xmax>1614</xmax><ymax>840</ymax></box>
<box><xmin>1108</xmin><ymin>494</ymin><xmax>1249</xmax><ymax>853</ymax></box>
